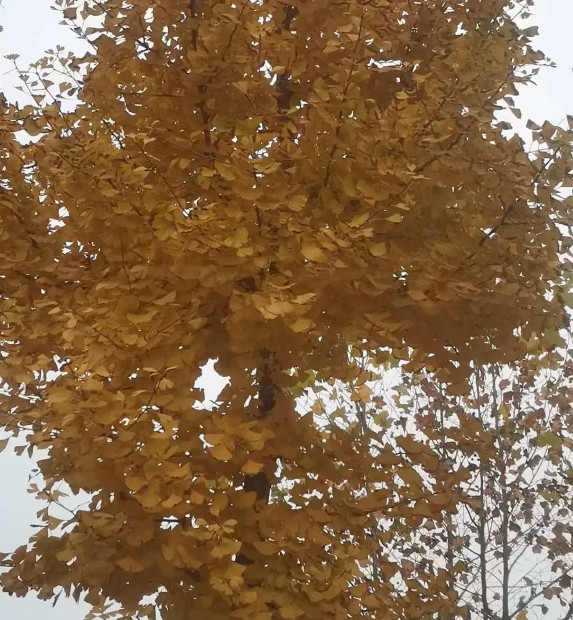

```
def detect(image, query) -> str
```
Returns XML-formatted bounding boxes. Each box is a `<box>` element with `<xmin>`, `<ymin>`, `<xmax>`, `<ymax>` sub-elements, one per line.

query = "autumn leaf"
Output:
<box><xmin>241</xmin><ymin>460</ymin><xmax>264</xmax><ymax>475</ymax></box>
<box><xmin>116</xmin><ymin>556</ymin><xmax>145</xmax><ymax>574</ymax></box>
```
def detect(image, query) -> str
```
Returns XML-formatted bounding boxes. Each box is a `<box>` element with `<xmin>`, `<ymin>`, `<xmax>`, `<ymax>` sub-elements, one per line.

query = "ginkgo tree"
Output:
<box><xmin>327</xmin><ymin>349</ymin><xmax>573</xmax><ymax>620</ymax></box>
<box><xmin>413</xmin><ymin>355</ymin><xmax>573</xmax><ymax>620</ymax></box>
<box><xmin>0</xmin><ymin>0</ymin><xmax>572</xmax><ymax>619</ymax></box>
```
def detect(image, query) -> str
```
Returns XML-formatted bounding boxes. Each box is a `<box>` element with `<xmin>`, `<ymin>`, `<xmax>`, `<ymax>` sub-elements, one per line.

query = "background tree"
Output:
<box><xmin>319</xmin><ymin>343</ymin><xmax>573</xmax><ymax>620</ymax></box>
<box><xmin>411</xmin><ymin>352</ymin><xmax>573</xmax><ymax>620</ymax></box>
<box><xmin>0</xmin><ymin>0</ymin><xmax>572</xmax><ymax>619</ymax></box>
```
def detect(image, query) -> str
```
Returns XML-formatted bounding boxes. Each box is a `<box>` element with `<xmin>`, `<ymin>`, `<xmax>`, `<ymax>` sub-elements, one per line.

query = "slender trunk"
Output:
<box><xmin>476</xmin><ymin>369</ymin><xmax>492</xmax><ymax>620</ymax></box>
<box><xmin>438</xmin><ymin>396</ymin><xmax>455</xmax><ymax>581</ymax></box>
<box><xmin>236</xmin><ymin>349</ymin><xmax>275</xmax><ymax>566</ymax></box>
<box><xmin>501</xmin><ymin>468</ymin><xmax>510</xmax><ymax>620</ymax></box>
<box><xmin>492</xmin><ymin>366</ymin><xmax>510</xmax><ymax>620</ymax></box>
<box><xmin>243</xmin><ymin>348</ymin><xmax>274</xmax><ymax>503</ymax></box>
<box><xmin>355</xmin><ymin>369</ymin><xmax>383</xmax><ymax>583</ymax></box>
<box><xmin>477</xmin><ymin>468</ymin><xmax>491</xmax><ymax>620</ymax></box>
<box><xmin>236</xmin><ymin>3</ymin><xmax>296</xmax><ymax>567</ymax></box>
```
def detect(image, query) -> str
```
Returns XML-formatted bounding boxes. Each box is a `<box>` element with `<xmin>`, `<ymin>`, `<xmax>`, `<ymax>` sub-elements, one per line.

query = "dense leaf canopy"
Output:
<box><xmin>0</xmin><ymin>1</ymin><xmax>572</xmax><ymax>619</ymax></box>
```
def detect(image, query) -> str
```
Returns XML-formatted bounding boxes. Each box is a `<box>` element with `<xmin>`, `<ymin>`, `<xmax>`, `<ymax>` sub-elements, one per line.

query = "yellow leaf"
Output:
<box><xmin>210</xmin><ymin>539</ymin><xmax>241</xmax><ymax>559</ymax></box>
<box><xmin>408</xmin><ymin>289</ymin><xmax>426</xmax><ymax>301</ymax></box>
<box><xmin>398</xmin><ymin>467</ymin><xmax>423</xmax><ymax>488</ymax></box>
<box><xmin>301</xmin><ymin>242</ymin><xmax>328</xmax><ymax>263</ymax></box>
<box><xmin>447</xmin><ymin>382</ymin><xmax>470</xmax><ymax>396</ymax></box>
<box><xmin>210</xmin><ymin>493</ymin><xmax>229</xmax><ymax>516</ymax></box>
<box><xmin>161</xmin><ymin>494</ymin><xmax>182</xmax><ymax>508</ymax></box>
<box><xmin>412</xmin><ymin>501</ymin><xmax>433</xmax><ymax>518</ymax></box>
<box><xmin>189</xmin><ymin>490</ymin><xmax>205</xmax><ymax>504</ymax></box>
<box><xmin>161</xmin><ymin>544</ymin><xmax>175</xmax><ymax>562</ymax></box>
<box><xmin>241</xmin><ymin>459</ymin><xmax>264</xmax><ymax>475</ymax></box>
<box><xmin>154</xmin><ymin>290</ymin><xmax>177</xmax><ymax>305</ymax></box>
<box><xmin>428</xmin><ymin>492</ymin><xmax>451</xmax><ymax>506</ymax></box>
<box><xmin>211</xmin><ymin>443</ymin><xmax>234</xmax><ymax>462</ymax></box>
<box><xmin>293</xmin><ymin>292</ymin><xmax>315</xmax><ymax>304</ymax></box>
<box><xmin>135</xmin><ymin>488</ymin><xmax>162</xmax><ymax>509</ymax></box>
<box><xmin>500</xmin><ymin>402</ymin><xmax>510</xmax><ymax>421</ymax></box>
<box><xmin>121</xmin><ymin>333</ymin><xmax>139</xmax><ymax>345</ymax></box>
<box><xmin>224</xmin><ymin>227</ymin><xmax>248</xmax><ymax>248</ymax></box>
<box><xmin>163</xmin><ymin>462</ymin><xmax>191</xmax><ymax>479</ymax></box>
<box><xmin>56</xmin><ymin>547</ymin><xmax>75</xmax><ymax>562</ymax></box>
<box><xmin>127</xmin><ymin>310</ymin><xmax>158</xmax><ymax>325</ymax></box>
<box><xmin>279</xmin><ymin>604</ymin><xmax>304</xmax><ymax>619</ymax></box>
<box><xmin>288</xmin><ymin>195</ymin><xmax>307</xmax><ymax>211</ymax></box>
<box><xmin>215</xmin><ymin>161</ymin><xmax>236</xmax><ymax>181</ymax></box>
<box><xmin>125</xmin><ymin>476</ymin><xmax>145</xmax><ymax>491</ymax></box>
<box><xmin>362</xmin><ymin>595</ymin><xmax>381</xmax><ymax>610</ymax></box>
<box><xmin>116</xmin><ymin>556</ymin><xmax>144</xmax><ymax>573</ymax></box>
<box><xmin>83</xmin><ymin>377</ymin><xmax>103</xmax><ymax>391</ymax></box>
<box><xmin>239</xmin><ymin>591</ymin><xmax>258</xmax><ymax>605</ymax></box>
<box><xmin>368</xmin><ymin>242</ymin><xmax>387</xmax><ymax>257</ymax></box>
<box><xmin>204</xmin><ymin>433</ymin><xmax>223</xmax><ymax>446</ymax></box>
<box><xmin>348</xmin><ymin>212</ymin><xmax>370</xmax><ymax>228</ymax></box>
<box><xmin>252</xmin><ymin>540</ymin><xmax>279</xmax><ymax>555</ymax></box>
<box><xmin>290</xmin><ymin>317</ymin><xmax>314</xmax><ymax>333</ymax></box>
<box><xmin>385</xmin><ymin>213</ymin><xmax>403</xmax><ymax>223</ymax></box>
<box><xmin>396</xmin><ymin>436</ymin><xmax>425</xmax><ymax>455</ymax></box>
<box><xmin>224</xmin><ymin>562</ymin><xmax>245</xmax><ymax>579</ymax></box>
<box><xmin>47</xmin><ymin>388</ymin><xmax>71</xmax><ymax>404</ymax></box>
<box><xmin>22</xmin><ymin>116</ymin><xmax>44</xmax><ymax>136</ymax></box>
<box><xmin>265</xmin><ymin>299</ymin><xmax>294</xmax><ymax>317</ymax></box>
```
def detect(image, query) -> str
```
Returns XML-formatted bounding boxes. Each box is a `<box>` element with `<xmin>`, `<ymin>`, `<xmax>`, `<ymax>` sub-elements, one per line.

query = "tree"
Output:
<box><xmin>408</xmin><ymin>352</ymin><xmax>573</xmax><ymax>620</ymax></box>
<box><xmin>0</xmin><ymin>0</ymin><xmax>572</xmax><ymax>619</ymax></box>
<box><xmin>321</xmin><ymin>346</ymin><xmax>573</xmax><ymax>620</ymax></box>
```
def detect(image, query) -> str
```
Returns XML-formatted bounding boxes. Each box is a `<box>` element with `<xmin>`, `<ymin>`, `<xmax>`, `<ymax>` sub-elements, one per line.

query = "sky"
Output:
<box><xmin>0</xmin><ymin>1</ymin><xmax>572</xmax><ymax>619</ymax></box>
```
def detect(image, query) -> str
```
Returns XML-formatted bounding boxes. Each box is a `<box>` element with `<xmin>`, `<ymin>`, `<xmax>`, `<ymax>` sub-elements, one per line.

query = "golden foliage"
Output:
<box><xmin>0</xmin><ymin>0</ymin><xmax>571</xmax><ymax>618</ymax></box>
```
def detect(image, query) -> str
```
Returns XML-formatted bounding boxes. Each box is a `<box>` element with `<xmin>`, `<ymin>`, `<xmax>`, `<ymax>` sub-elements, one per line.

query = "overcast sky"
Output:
<box><xmin>0</xmin><ymin>1</ymin><xmax>572</xmax><ymax>619</ymax></box>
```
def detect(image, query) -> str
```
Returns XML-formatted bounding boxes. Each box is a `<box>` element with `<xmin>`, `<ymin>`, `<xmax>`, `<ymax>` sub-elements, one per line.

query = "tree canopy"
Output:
<box><xmin>0</xmin><ymin>1</ymin><xmax>572</xmax><ymax>619</ymax></box>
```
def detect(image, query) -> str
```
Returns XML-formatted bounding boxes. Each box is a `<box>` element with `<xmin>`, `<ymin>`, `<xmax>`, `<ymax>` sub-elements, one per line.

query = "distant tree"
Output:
<box><xmin>322</xmin><ymin>346</ymin><xmax>573</xmax><ymax>620</ymax></box>
<box><xmin>0</xmin><ymin>1</ymin><xmax>572</xmax><ymax>619</ymax></box>
<box><xmin>411</xmin><ymin>353</ymin><xmax>573</xmax><ymax>620</ymax></box>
